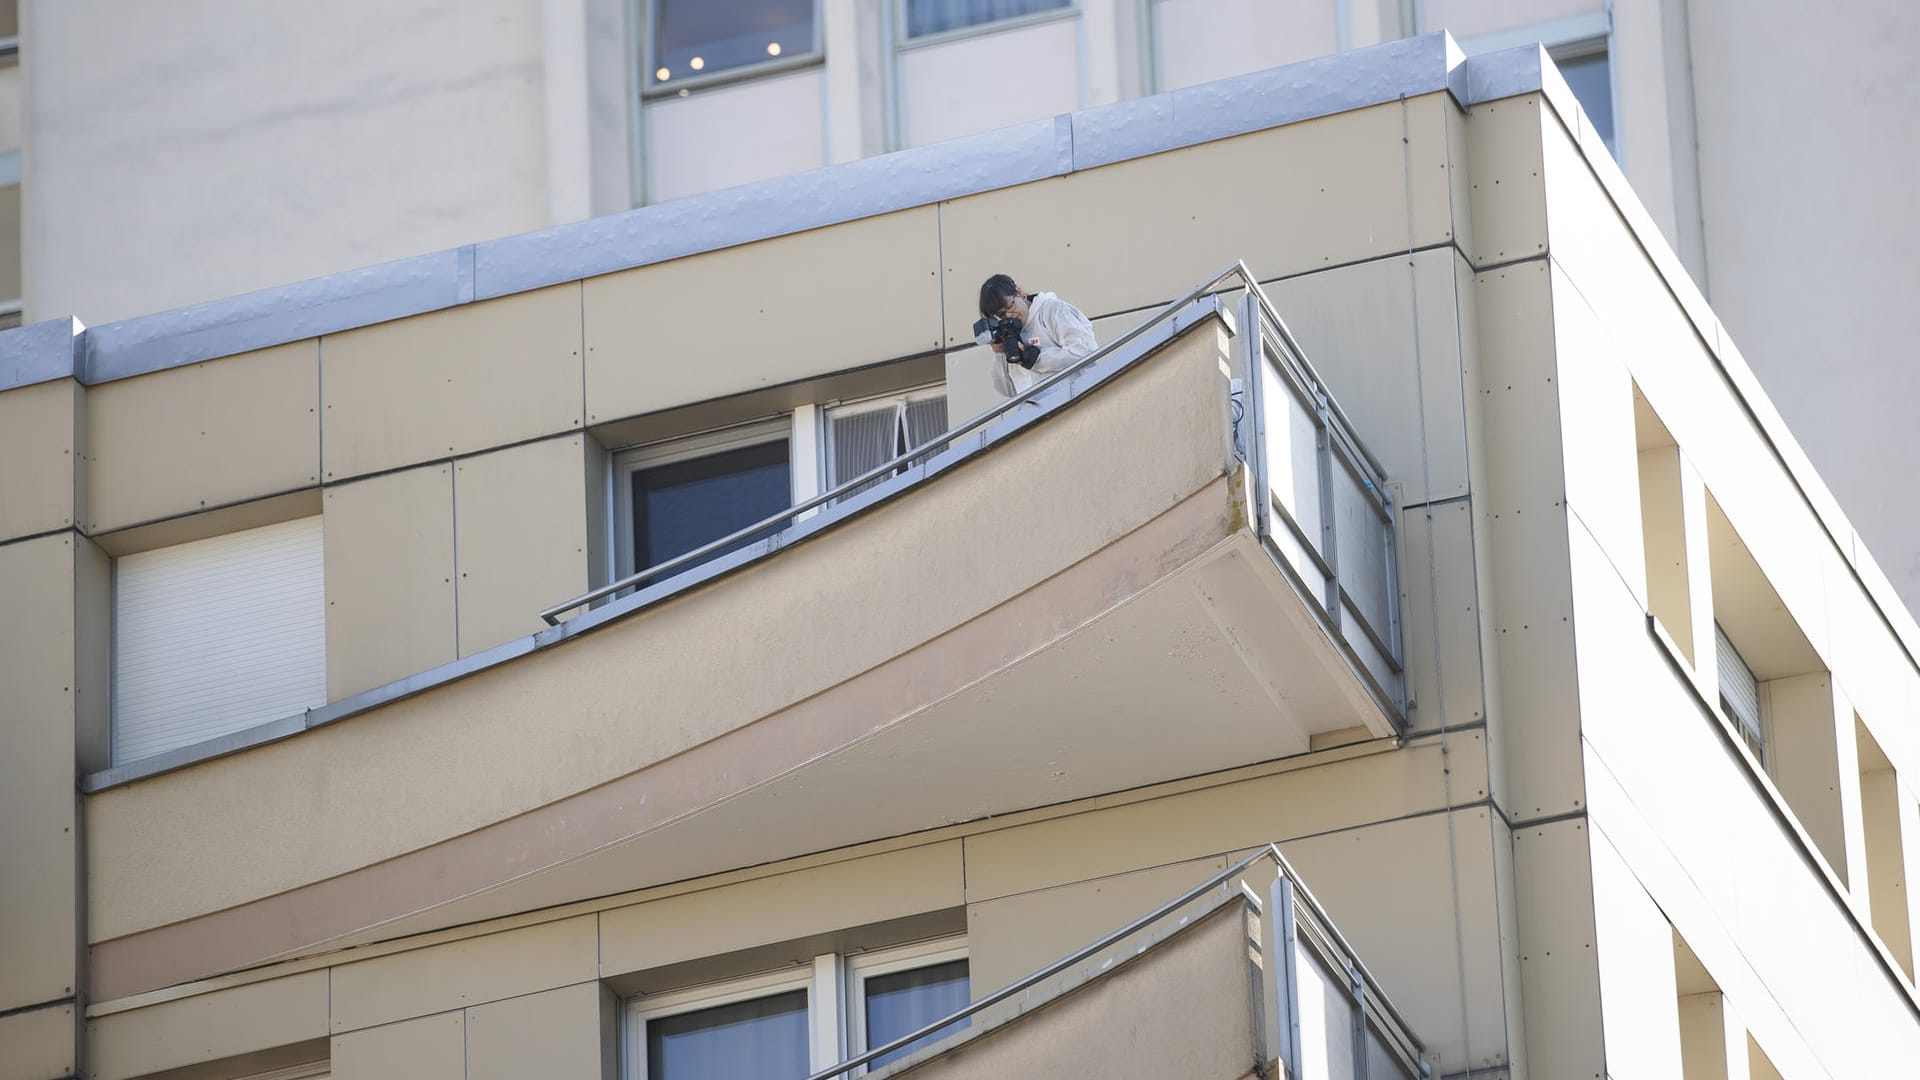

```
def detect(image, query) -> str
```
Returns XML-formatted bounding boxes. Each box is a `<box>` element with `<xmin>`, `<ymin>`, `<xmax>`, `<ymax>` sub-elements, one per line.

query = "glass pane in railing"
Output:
<box><xmin>1262</xmin><ymin>359</ymin><xmax>1324</xmax><ymax>556</ymax></box>
<box><xmin>1331</xmin><ymin>450</ymin><xmax>1393</xmax><ymax>646</ymax></box>
<box><xmin>1366</xmin><ymin>1021</ymin><xmax>1421</xmax><ymax>1080</ymax></box>
<box><xmin>1294</xmin><ymin>940</ymin><xmax>1358</xmax><ymax>1080</ymax></box>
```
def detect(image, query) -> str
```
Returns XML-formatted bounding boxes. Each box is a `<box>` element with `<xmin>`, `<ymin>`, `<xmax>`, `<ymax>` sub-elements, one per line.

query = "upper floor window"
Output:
<box><xmin>905</xmin><ymin>0</ymin><xmax>1072</xmax><ymax>39</ymax></box>
<box><xmin>613</xmin><ymin>418</ymin><xmax>795</xmax><ymax>583</ymax></box>
<box><xmin>651</xmin><ymin>0</ymin><xmax>818</xmax><ymax>87</ymax></box>
<box><xmin>627</xmin><ymin>937</ymin><xmax>969</xmax><ymax>1079</ymax></box>
<box><xmin>1716</xmin><ymin>623</ymin><xmax>1765</xmax><ymax>766</ymax></box>
<box><xmin>1550</xmin><ymin>40</ymin><xmax>1615</xmax><ymax>159</ymax></box>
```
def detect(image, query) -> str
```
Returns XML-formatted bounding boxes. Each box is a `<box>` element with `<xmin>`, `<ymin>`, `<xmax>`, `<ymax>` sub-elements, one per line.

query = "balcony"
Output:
<box><xmin>83</xmin><ymin>266</ymin><xmax>1407</xmax><ymax>1001</ymax></box>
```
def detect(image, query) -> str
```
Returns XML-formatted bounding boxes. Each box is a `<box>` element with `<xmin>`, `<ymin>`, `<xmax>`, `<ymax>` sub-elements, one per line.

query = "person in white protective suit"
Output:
<box><xmin>975</xmin><ymin>273</ymin><xmax>1098</xmax><ymax>399</ymax></box>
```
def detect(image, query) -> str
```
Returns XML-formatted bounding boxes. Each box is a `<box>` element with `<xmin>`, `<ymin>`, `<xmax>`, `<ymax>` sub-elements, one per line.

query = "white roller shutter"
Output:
<box><xmin>113</xmin><ymin>516</ymin><xmax>327</xmax><ymax>766</ymax></box>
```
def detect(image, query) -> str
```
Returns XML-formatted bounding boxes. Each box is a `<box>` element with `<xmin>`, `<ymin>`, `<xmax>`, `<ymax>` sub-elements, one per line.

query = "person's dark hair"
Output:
<box><xmin>979</xmin><ymin>274</ymin><xmax>1023</xmax><ymax>320</ymax></box>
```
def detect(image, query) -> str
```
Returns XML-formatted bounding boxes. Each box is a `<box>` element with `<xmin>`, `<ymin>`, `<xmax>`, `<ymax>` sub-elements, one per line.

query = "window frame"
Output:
<box><xmin>822</xmin><ymin>381</ymin><xmax>949</xmax><ymax>495</ymax></box>
<box><xmin>621</xmin><ymin>936</ymin><xmax>970</xmax><ymax>1080</ymax></box>
<box><xmin>641</xmin><ymin>0</ymin><xmax>829</xmax><ymax>99</ymax></box>
<box><xmin>844</xmin><ymin>936</ymin><xmax>972</xmax><ymax>1075</ymax></box>
<box><xmin>625</xmin><ymin>965</ymin><xmax>816</xmax><ymax>1080</ymax></box>
<box><xmin>609</xmin><ymin>415</ymin><xmax>797</xmax><ymax>584</ymax></box>
<box><xmin>1715</xmin><ymin>623</ymin><xmax>1768</xmax><ymax>769</ymax></box>
<box><xmin>894</xmin><ymin>0</ymin><xmax>1080</xmax><ymax>50</ymax></box>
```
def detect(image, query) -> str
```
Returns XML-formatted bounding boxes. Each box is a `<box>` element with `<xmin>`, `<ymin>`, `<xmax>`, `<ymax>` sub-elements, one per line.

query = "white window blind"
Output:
<box><xmin>826</xmin><ymin>388</ymin><xmax>948</xmax><ymax>501</ymax></box>
<box><xmin>1715</xmin><ymin>623</ymin><xmax>1763</xmax><ymax>762</ymax></box>
<box><xmin>113</xmin><ymin>516</ymin><xmax>327</xmax><ymax>766</ymax></box>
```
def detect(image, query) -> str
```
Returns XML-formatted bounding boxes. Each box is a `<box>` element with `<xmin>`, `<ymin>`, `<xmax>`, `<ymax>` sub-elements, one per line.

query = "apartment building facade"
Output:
<box><xmin>3</xmin><ymin>30</ymin><xmax>1919</xmax><ymax>1080</ymax></box>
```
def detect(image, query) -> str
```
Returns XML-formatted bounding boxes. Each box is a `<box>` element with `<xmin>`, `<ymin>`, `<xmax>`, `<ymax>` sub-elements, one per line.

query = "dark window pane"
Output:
<box><xmin>633</xmin><ymin>439</ymin><xmax>790</xmax><ymax>578</ymax></box>
<box><xmin>654</xmin><ymin>0</ymin><xmax>815</xmax><ymax>83</ymax></box>
<box><xmin>865</xmin><ymin>959</ymin><xmax>971</xmax><ymax>1068</ymax></box>
<box><xmin>906</xmin><ymin>0</ymin><xmax>1072</xmax><ymax>38</ymax></box>
<box><xmin>1556</xmin><ymin>51</ymin><xmax>1615</xmax><ymax>158</ymax></box>
<box><xmin>647</xmin><ymin>990</ymin><xmax>810</xmax><ymax>1080</ymax></box>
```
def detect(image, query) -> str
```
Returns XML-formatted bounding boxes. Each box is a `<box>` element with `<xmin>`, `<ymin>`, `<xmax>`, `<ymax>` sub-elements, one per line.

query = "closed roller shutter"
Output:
<box><xmin>113</xmin><ymin>516</ymin><xmax>327</xmax><ymax>766</ymax></box>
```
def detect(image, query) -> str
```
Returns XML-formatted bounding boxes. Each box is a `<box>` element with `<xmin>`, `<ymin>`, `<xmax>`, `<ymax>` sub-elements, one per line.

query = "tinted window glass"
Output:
<box><xmin>646</xmin><ymin>990</ymin><xmax>809</xmax><ymax>1080</ymax></box>
<box><xmin>1557</xmin><ymin>51</ymin><xmax>1615</xmax><ymax>157</ymax></box>
<box><xmin>653</xmin><ymin>0</ymin><xmax>816</xmax><ymax>84</ymax></box>
<box><xmin>864</xmin><ymin>960</ymin><xmax>971</xmax><ymax>1068</ymax></box>
<box><xmin>632</xmin><ymin>439</ymin><xmax>790</xmax><ymax>578</ymax></box>
<box><xmin>906</xmin><ymin>0</ymin><xmax>1071</xmax><ymax>38</ymax></box>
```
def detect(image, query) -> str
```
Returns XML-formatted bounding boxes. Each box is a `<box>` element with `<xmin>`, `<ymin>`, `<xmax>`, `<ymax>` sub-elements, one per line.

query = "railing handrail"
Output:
<box><xmin>803</xmin><ymin>841</ymin><xmax>1424</xmax><ymax>1080</ymax></box>
<box><xmin>538</xmin><ymin>260</ymin><xmax>1388</xmax><ymax>625</ymax></box>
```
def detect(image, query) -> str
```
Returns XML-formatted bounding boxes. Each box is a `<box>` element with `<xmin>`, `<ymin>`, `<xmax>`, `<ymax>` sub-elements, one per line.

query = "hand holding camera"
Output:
<box><xmin>973</xmin><ymin>315</ymin><xmax>1041</xmax><ymax>369</ymax></box>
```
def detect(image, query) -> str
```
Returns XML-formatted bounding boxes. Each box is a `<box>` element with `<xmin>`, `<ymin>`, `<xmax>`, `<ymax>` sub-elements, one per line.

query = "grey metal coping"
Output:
<box><xmin>80</xmin><ymin>295</ymin><xmax>1233</xmax><ymax>792</ymax></box>
<box><xmin>12</xmin><ymin>31</ymin><xmax>1474</xmax><ymax>389</ymax></box>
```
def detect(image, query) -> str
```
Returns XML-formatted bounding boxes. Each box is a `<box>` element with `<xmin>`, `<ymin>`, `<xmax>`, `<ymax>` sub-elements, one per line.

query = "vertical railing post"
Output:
<box><xmin>1267</xmin><ymin>876</ymin><xmax>1302</xmax><ymax>1080</ymax></box>
<box><xmin>1315</xmin><ymin>390</ymin><xmax>1340</xmax><ymax>630</ymax></box>
<box><xmin>1241</xmin><ymin>292</ymin><xmax>1270</xmax><ymax>543</ymax></box>
<box><xmin>1348</xmin><ymin>959</ymin><xmax>1369</xmax><ymax>1080</ymax></box>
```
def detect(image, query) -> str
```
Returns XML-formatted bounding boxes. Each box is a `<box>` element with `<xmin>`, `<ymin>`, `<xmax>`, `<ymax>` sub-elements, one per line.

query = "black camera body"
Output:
<box><xmin>973</xmin><ymin>316</ymin><xmax>1040</xmax><ymax>369</ymax></box>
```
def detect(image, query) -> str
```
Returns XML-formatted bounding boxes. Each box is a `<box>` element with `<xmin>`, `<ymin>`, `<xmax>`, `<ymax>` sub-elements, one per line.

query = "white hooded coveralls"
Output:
<box><xmin>988</xmin><ymin>291</ymin><xmax>1099</xmax><ymax>398</ymax></box>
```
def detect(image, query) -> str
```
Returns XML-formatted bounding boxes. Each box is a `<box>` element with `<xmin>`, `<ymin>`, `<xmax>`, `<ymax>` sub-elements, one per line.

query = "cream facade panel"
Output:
<box><xmin>0</xmin><ymin>379</ymin><xmax>80</xmax><ymax>540</ymax></box>
<box><xmin>1281</xmin><ymin>807</ymin><xmax>1508</xmax><ymax>1075</ymax></box>
<box><xmin>965</xmin><ymin>857</ymin><xmax>1228</xmax><ymax>997</ymax></box>
<box><xmin>1474</xmin><ymin>262</ymin><xmax>1584</xmax><ymax>817</ymax></box>
<box><xmin>1151</xmin><ymin>0</ymin><xmax>1338</xmax><ymax>93</ymax></box>
<box><xmin>0</xmin><ymin>535</ymin><xmax>77</xmax><ymax>1013</ymax></box>
<box><xmin>452</xmin><ymin>435</ymin><xmax>590</xmax><ymax>657</ymax></box>
<box><xmin>1463</xmin><ymin>94</ymin><xmax>1548</xmax><ymax>267</ymax></box>
<box><xmin>960</xmin><ymin>737</ymin><xmax>1482</xmax><ymax>902</ymax></box>
<box><xmin>600</xmin><ymin>842</ymin><xmax>964</xmax><ymax>977</ymax></box>
<box><xmin>86</xmin><ymin>340</ymin><xmax>320</xmax><ymax>533</ymax></box>
<box><xmin>1261</xmin><ymin>248</ymin><xmax>1472</xmax><ymax>504</ymax></box>
<box><xmin>898</xmin><ymin>17</ymin><xmax>1080</xmax><ymax>148</ymax></box>
<box><xmin>644</xmin><ymin>68</ymin><xmax>826</xmax><ymax>204</ymax></box>
<box><xmin>84</xmin><ymin>328</ymin><xmax>1223</xmax><ymax>941</ymax></box>
<box><xmin>330</xmin><ymin>1011</ymin><xmax>463</xmax><ymax>1080</ymax></box>
<box><xmin>1511</xmin><ymin>816</ymin><xmax>1603</xmax><ymax>1080</ymax></box>
<box><xmin>1395</xmin><ymin>499</ymin><xmax>1489</xmax><ymax>734</ymax></box>
<box><xmin>464</xmin><ymin>982</ymin><xmax>608</xmax><ymax>1080</ymax></box>
<box><xmin>939</xmin><ymin>95</ymin><xmax>1457</xmax><ymax>344</ymax></box>
<box><xmin>88</xmin><ymin>971</ymin><xmax>328</xmax><ymax>1080</ymax></box>
<box><xmin>583</xmin><ymin>208</ymin><xmax>941</xmax><ymax>423</ymax></box>
<box><xmin>330</xmin><ymin>914</ymin><xmax>597</xmax><ymax>1033</ymax></box>
<box><xmin>320</xmin><ymin>283</ymin><xmax>584</xmax><ymax>481</ymax></box>
<box><xmin>321</xmin><ymin>465</ymin><xmax>457</xmax><ymax>700</ymax></box>
<box><xmin>0</xmin><ymin>1003</ymin><xmax>75</xmax><ymax>1080</ymax></box>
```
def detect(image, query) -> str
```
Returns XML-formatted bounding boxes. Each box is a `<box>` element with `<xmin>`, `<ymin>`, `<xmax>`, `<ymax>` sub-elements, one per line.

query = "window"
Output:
<box><xmin>1550</xmin><ymin>41</ymin><xmax>1615</xmax><ymax>159</ymax></box>
<box><xmin>650</xmin><ymin>0</ymin><xmax>817</xmax><ymax>87</ymax></box>
<box><xmin>626</xmin><ymin>938</ymin><xmax>969</xmax><ymax>1080</ymax></box>
<box><xmin>613</xmin><ymin>418</ymin><xmax>795</xmax><ymax>583</ymax></box>
<box><xmin>113</xmin><ymin>516</ymin><xmax>327</xmax><ymax>765</ymax></box>
<box><xmin>904</xmin><ymin>0</ymin><xmax>1072</xmax><ymax>39</ymax></box>
<box><xmin>825</xmin><ymin>386</ymin><xmax>948</xmax><ymax>501</ymax></box>
<box><xmin>1716</xmin><ymin>623</ymin><xmax>1765</xmax><ymax>766</ymax></box>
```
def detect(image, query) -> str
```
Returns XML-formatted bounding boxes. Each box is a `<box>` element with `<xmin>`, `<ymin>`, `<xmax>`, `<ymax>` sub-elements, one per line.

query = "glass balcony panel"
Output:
<box><xmin>1295</xmin><ymin>939</ymin><xmax>1358</xmax><ymax>1080</ymax></box>
<box><xmin>1331</xmin><ymin>448</ymin><xmax>1394</xmax><ymax>644</ymax></box>
<box><xmin>1262</xmin><ymin>357</ymin><xmax>1325</xmax><ymax>559</ymax></box>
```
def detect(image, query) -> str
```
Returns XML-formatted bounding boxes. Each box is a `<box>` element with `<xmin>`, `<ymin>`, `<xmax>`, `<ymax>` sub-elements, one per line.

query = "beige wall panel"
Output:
<box><xmin>1475</xmin><ymin>263</ymin><xmax>1584</xmax><ymax>816</ymax></box>
<box><xmin>74</xmin><ymin>535</ymin><xmax>112</xmax><ymax>773</ymax></box>
<box><xmin>86</xmin><ymin>321</ymin><xmax>1233</xmax><ymax>939</ymax></box>
<box><xmin>1678</xmin><ymin>992</ymin><xmax>1750</xmax><ymax>1080</ymax></box>
<box><xmin>321</xmin><ymin>284</ymin><xmax>584</xmax><ymax>480</ymax></box>
<box><xmin>1395</xmin><ymin>500</ymin><xmax>1488</xmax><ymax>733</ymax></box>
<box><xmin>965</xmin><ymin>857</ymin><xmax>1228</xmax><ymax>997</ymax></box>
<box><xmin>453</xmin><ymin>435</ymin><xmax>590</xmax><ymax>657</ymax></box>
<box><xmin>943</xmin><ymin>344</ymin><xmax>1004</xmax><ymax>427</ymax></box>
<box><xmin>88</xmin><ymin>971</ymin><xmax>328</xmax><ymax>1080</ymax></box>
<box><xmin>1261</xmin><ymin>249</ymin><xmax>1470</xmax><ymax>504</ymax></box>
<box><xmin>0</xmin><ymin>535</ymin><xmax>77</xmax><ymax>1013</ymax></box>
<box><xmin>1764</xmin><ymin>674</ymin><xmax>1856</xmax><ymax>885</ymax></box>
<box><xmin>322</xmin><ymin>464</ymin><xmax>457</xmax><ymax>699</ymax></box>
<box><xmin>331</xmin><ymin>1011</ymin><xmax>464</xmax><ymax>1080</ymax></box>
<box><xmin>0</xmin><ymin>1002</ymin><xmax>74</xmax><ymax>1080</ymax></box>
<box><xmin>0</xmin><ymin>379</ymin><xmax>79</xmax><ymax>540</ymax></box>
<box><xmin>601</xmin><ymin>841</ymin><xmax>962</xmax><ymax>977</ymax></box>
<box><xmin>465</xmin><ymin>982</ymin><xmax>606</xmax><ymax>1080</ymax></box>
<box><xmin>1464</xmin><ymin>95</ymin><xmax>1548</xmax><ymax>267</ymax></box>
<box><xmin>1280</xmin><ymin>808</ymin><xmax>1509</xmax><ymax>1076</ymax></box>
<box><xmin>1511</xmin><ymin>816</ymin><xmax>1603</xmax><ymax>1080</ymax></box>
<box><xmin>1860</xmin><ymin>766</ymin><xmax>1919</xmax><ymax>979</ymax></box>
<box><xmin>583</xmin><ymin>209</ymin><xmax>941</xmax><ymax>424</ymax></box>
<box><xmin>1551</xmin><ymin>268</ymin><xmax>1648</xmax><ymax>609</ymax></box>
<box><xmin>1405</xmin><ymin>93</ymin><xmax>1462</xmax><ymax>252</ymax></box>
<box><xmin>940</xmin><ymin>95</ymin><xmax>1456</xmax><ymax>346</ymax></box>
<box><xmin>1488</xmin><ymin>798</ymin><xmax>1531</xmax><ymax>1073</ymax></box>
<box><xmin>86</xmin><ymin>341</ymin><xmax>320</xmax><ymax>533</ymax></box>
<box><xmin>331</xmin><ymin>914</ymin><xmax>596</xmax><ymax>1033</ymax></box>
<box><xmin>1589</xmin><ymin>825</ymin><xmax>1686</xmax><ymax>1080</ymax></box>
<box><xmin>962</xmin><ymin>736</ymin><xmax>1481</xmax><ymax>902</ymax></box>
<box><xmin>909</xmin><ymin>902</ymin><xmax>1257</xmax><ymax>1080</ymax></box>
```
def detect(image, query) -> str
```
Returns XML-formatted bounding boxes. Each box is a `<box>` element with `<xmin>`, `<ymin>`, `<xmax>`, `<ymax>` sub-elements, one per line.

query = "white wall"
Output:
<box><xmin>26</xmin><ymin>1</ymin><xmax>553</xmax><ymax>324</ymax></box>
<box><xmin>1682</xmin><ymin>0</ymin><xmax>1920</xmax><ymax>618</ymax></box>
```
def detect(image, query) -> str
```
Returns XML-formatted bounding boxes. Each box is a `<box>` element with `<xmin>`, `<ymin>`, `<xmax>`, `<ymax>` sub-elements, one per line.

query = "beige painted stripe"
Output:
<box><xmin>90</xmin><ymin>476</ymin><xmax>1239</xmax><ymax>1001</ymax></box>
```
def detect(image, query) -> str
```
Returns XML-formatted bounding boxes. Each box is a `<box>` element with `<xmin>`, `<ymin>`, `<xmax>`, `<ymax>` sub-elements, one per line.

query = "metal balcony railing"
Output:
<box><xmin>537</xmin><ymin>260</ymin><xmax>1404</xmax><ymax>719</ymax></box>
<box><xmin>805</xmin><ymin>842</ymin><xmax>1430</xmax><ymax>1080</ymax></box>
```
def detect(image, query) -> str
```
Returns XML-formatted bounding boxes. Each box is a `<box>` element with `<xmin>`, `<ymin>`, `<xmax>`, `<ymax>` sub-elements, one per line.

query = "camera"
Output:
<box><xmin>973</xmin><ymin>316</ymin><xmax>1040</xmax><ymax>369</ymax></box>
